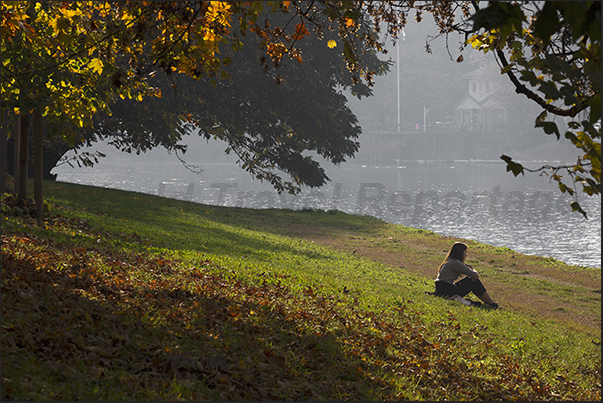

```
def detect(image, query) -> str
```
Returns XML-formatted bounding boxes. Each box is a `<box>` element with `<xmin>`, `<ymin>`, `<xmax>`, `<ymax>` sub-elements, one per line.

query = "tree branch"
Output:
<box><xmin>495</xmin><ymin>48</ymin><xmax>584</xmax><ymax>118</ymax></box>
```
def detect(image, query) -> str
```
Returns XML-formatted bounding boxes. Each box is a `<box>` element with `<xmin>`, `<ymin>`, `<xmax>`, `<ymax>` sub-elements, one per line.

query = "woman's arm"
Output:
<box><xmin>461</xmin><ymin>262</ymin><xmax>480</xmax><ymax>281</ymax></box>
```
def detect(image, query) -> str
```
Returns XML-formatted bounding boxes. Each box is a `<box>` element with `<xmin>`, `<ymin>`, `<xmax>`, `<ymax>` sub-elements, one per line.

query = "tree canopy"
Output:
<box><xmin>1</xmin><ymin>1</ymin><xmax>387</xmax><ymax>198</ymax></box>
<box><xmin>72</xmin><ymin>19</ymin><xmax>389</xmax><ymax>193</ymax></box>
<box><xmin>1</xmin><ymin>1</ymin><xmax>600</xmax><ymax>216</ymax></box>
<box><xmin>2</xmin><ymin>1</ymin><xmax>250</xmax><ymax>139</ymax></box>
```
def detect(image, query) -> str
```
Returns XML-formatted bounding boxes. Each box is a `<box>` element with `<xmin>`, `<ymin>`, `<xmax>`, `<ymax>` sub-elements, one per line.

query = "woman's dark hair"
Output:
<box><xmin>437</xmin><ymin>242</ymin><xmax>467</xmax><ymax>274</ymax></box>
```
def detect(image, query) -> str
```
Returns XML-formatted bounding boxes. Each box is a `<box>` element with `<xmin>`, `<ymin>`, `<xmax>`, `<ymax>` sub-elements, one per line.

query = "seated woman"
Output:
<box><xmin>434</xmin><ymin>242</ymin><xmax>499</xmax><ymax>309</ymax></box>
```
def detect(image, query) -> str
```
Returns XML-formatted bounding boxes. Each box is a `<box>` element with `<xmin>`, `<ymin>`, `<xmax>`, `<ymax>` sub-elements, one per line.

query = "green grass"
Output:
<box><xmin>1</xmin><ymin>181</ymin><xmax>600</xmax><ymax>400</ymax></box>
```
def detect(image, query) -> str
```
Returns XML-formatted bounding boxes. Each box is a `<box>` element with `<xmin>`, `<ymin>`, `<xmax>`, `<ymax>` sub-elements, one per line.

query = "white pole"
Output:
<box><xmin>397</xmin><ymin>38</ymin><xmax>400</xmax><ymax>133</ymax></box>
<box><xmin>423</xmin><ymin>106</ymin><xmax>426</xmax><ymax>132</ymax></box>
<box><xmin>397</xmin><ymin>29</ymin><xmax>405</xmax><ymax>133</ymax></box>
<box><xmin>423</xmin><ymin>106</ymin><xmax>431</xmax><ymax>132</ymax></box>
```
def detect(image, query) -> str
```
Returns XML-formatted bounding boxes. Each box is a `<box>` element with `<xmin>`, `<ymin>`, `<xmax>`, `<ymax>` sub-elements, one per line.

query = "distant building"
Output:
<box><xmin>455</xmin><ymin>68</ymin><xmax>507</xmax><ymax>132</ymax></box>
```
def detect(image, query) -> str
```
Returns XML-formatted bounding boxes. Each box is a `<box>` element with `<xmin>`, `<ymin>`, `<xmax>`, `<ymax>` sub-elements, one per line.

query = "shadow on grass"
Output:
<box><xmin>1</xmin><ymin>236</ymin><xmax>392</xmax><ymax>400</ymax></box>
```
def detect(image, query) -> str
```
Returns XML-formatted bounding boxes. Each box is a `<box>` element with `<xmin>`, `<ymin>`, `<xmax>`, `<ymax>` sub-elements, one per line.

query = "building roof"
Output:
<box><xmin>455</xmin><ymin>94</ymin><xmax>481</xmax><ymax>110</ymax></box>
<box><xmin>455</xmin><ymin>93</ymin><xmax>503</xmax><ymax>110</ymax></box>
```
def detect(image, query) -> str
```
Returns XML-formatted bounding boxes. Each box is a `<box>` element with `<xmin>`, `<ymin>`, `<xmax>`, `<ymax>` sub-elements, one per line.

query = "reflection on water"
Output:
<box><xmin>54</xmin><ymin>159</ymin><xmax>601</xmax><ymax>268</ymax></box>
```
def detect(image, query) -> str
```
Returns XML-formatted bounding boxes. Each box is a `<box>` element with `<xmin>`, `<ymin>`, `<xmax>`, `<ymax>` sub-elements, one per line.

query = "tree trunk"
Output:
<box><xmin>33</xmin><ymin>108</ymin><xmax>43</xmax><ymax>219</ymax></box>
<box><xmin>13</xmin><ymin>113</ymin><xmax>21</xmax><ymax>193</ymax></box>
<box><xmin>17</xmin><ymin>113</ymin><xmax>29</xmax><ymax>207</ymax></box>
<box><xmin>1</xmin><ymin>108</ymin><xmax>7</xmax><ymax>193</ymax></box>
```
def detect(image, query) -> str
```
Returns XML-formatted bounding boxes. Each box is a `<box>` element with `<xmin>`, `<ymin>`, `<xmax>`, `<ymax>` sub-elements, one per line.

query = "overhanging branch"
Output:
<box><xmin>496</xmin><ymin>48</ymin><xmax>584</xmax><ymax>118</ymax></box>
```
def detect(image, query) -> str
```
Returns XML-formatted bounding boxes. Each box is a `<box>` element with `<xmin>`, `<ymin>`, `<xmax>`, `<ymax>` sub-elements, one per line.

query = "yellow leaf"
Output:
<box><xmin>89</xmin><ymin>58</ymin><xmax>103</xmax><ymax>75</ymax></box>
<box><xmin>327</xmin><ymin>39</ymin><xmax>337</xmax><ymax>49</ymax></box>
<box><xmin>121</xmin><ymin>10</ymin><xmax>134</xmax><ymax>24</ymax></box>
<box><xmin>61</xmin><ymin>8</ymin><xmax>81</xmax><ymax>19</ymax></box>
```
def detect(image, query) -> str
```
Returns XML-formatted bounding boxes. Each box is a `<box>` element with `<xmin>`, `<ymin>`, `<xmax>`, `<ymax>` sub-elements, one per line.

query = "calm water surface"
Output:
<box><xmin>53</xmin><ymin>153</ymin><xmax>601</xmax><ymax>268</ymax></box>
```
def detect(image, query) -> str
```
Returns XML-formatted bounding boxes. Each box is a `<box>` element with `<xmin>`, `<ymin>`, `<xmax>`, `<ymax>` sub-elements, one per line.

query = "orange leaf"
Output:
<box><xmin>292</xmin><ymin>22</ymin><xmax>310</xmax><ymax>41</ymax></box>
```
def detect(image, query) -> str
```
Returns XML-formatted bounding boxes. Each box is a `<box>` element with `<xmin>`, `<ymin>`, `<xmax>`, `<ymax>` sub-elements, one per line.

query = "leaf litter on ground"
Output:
<box><xmin>1</xmin><ymin>214</ymin><xmax>600</xmax><ymax>401</ymax></box>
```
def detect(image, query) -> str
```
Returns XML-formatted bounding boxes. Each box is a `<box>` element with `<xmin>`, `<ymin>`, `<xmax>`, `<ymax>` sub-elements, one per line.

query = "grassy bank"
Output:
<box><xmin>1</xmin><ymin>181</ymin><xmax>600</xmax><ymax>400</ymax></box>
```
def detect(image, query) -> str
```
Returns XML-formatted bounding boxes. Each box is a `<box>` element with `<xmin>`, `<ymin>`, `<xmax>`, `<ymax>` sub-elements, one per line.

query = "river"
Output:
<box><xmin>53</xmin><ymin>149</ymin><xmax>601</xmax><ymax>269</ymax></box>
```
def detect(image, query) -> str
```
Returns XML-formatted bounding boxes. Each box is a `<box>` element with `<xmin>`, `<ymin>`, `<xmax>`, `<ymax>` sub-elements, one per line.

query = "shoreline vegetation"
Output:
<box><xmin>1</xmin><ymin>181</ymin><xmax>600</xmax><ymax>400</ymax></box>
